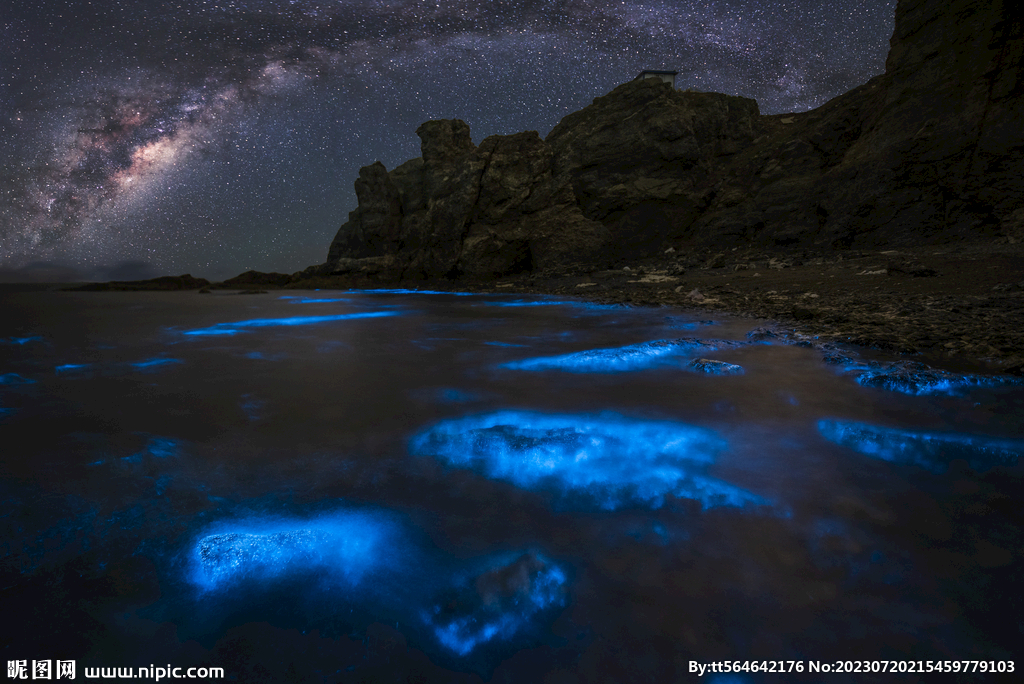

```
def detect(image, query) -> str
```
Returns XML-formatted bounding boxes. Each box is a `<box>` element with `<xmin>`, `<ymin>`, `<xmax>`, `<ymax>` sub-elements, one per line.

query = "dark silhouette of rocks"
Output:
<box><xmin>216</xmin><ymin>270</ymin><xmax>294</xmax><ymax>288</ymax></box>
<box><xmin>66</xmin><ymin>274</ymin><xmax>210</xmax><ymax>291</ymax></box>
<box><xmin>322</xmin><ymin>0</ymin><xmax>1022</xmax><ymax>278</ymax></box>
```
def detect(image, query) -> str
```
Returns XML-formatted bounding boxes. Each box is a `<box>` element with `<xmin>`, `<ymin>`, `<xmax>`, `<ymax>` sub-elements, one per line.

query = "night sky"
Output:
<box><xmin>1</xmin><ymin>0</ymin><xmax>896</xmax><ymax>282</ymax></box>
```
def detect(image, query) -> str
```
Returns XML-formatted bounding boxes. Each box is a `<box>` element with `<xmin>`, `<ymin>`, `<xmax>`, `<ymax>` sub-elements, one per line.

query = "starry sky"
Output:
<box><xmin>1</xmin><ymin>0</ymin><xmax>896</xmax><ymax>282</ymax></box>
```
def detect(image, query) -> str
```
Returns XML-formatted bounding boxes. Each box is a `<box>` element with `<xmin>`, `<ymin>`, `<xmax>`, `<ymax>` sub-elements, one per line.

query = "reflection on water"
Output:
<box><xmin>1</xmin><ymin>287</ymin><xmax>1022</xmax><ymax>681</ymax></box>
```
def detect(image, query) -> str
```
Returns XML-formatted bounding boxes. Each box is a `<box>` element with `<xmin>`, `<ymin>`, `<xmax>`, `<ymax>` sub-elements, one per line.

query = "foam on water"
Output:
<box><xmin>189</xmin><ymin>511</ymin><xmax>401</xmax><ymax>593</ymax></box>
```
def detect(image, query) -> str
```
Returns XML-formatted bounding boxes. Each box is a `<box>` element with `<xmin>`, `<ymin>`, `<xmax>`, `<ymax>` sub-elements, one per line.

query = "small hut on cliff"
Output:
<box><xmin>634</xmin><ymin>70</ymin><xmax>678</xmax><ymax>87</ymax></box>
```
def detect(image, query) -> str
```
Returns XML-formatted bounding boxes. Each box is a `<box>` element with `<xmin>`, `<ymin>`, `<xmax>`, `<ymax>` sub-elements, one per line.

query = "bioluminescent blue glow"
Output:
<box><xmin>129</xmin><ymin>357</ymin><xmax>183</xmax><ymax>371</ymax></box>
<box><xmin>0</xmin><ymin>373</ymin><xmax>35</xmax><ymax>385</ymax></box>
<box><xmin>357</xmin><ymin>289</ymin><xmax>481</xmax><ymax>296</ymax></box>
<box><xmin>283</xmin><ymin>297</ymin><xmax>354</xmax><ymax>304</ymax></box>
<box><xmin>426</xmin><ymin>552</ymin><xmax>567</xmax><ymax>656</ymax></box>
<box><xmin>55</xmin><ymin>363</ymin><xmax>90</xmax><ymax>374</ymax></box>
<box><xmin>818</xmin><ymin>419</ymin><xmax>1024</xmax><ymax>473</ymax></box>
<box><xmin>2</xmin><ymin>336</ymin><xmax>42</xmax><ymax>345</ymax></box>
<box><xmin>484</xmin><ymin>341</ymin><xmax>527</xmax><ymax>348</ymax></box>
<box><xmin>476</xmin><ymin>299</ymin><xmax>572</xmax><ymax>308</ymax></box>
<box><xmin>838</xmin><ymin>360</ymin><xmax>1022</xmax><ymax>396</ymax></box>
<box><xmin>240</xmin><ymin>394</ymin><xmax>264</xmax><ymax>421</ymax></box>
<box><xmin>500</xmin><ymin>338</ymin><xmax>745</xmax><ymax>373</ymax></box>
<box><xmin>190</xmin><ymin>511</ymin><xmax>401</xmax><ymax>593</ymax></box>
<box><xmin>181</xmin><ymin>310</ymin><xmax>401</xmax><ymax>336</ymax></box>
<box><xmin>435</xmin><ymin>388</ymin><xmax>479</xmax><ymax>403</ymax></box>
<box><xmin>409</xmin><ymin>411</ymin><xmax>764</xmax><ymax>510</ymax></box>
<box><xmin>122</xmin><ymin>437</ymin><xmax>180</xmax><ymax>464</ymax></box>
<box><xmin>688</xmin><ymin>358</ymin><xmax>744</xmax><ymax>375</ymax></box>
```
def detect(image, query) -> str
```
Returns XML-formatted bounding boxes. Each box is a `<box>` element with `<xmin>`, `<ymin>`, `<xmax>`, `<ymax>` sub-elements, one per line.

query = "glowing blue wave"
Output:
<box><xmin>409</xmin><ymin>411</ymin><xmax>764</xmax><ymax>510</ymax></box>
<box><xmin>357</xmin><ymin>289</ymin><xmax>480</xmax><ymax>296</ymax></box>
<box><xmin>54</xmin><ymin>363</ymin><xmax>91</xmax><ymax>374</ymax></box>
<box><xmin>476</xmin><ymin>299</ymin><xmax>573</xmax><ymax>308</ymax></box>
<box><xmin>190</xmin><ymin>512</ymin><xmax>400</xmax><ymax>592</ymax></box>
<box><xmin>280</xmin><ymin>297</ymin><xmax>354</xmax><ymax>303</ymax></box>
<box><xmin>835</xmin><ymin>359</ymin><xmax>1022</xmax><ymax>396</ymax></box>
<box><xmin>0</xmin><ymin>373</ymin><xmax>35</xmax><ymax>385</ymax></box>
<box><xmin>426</xmin><ymin>551</ymin><xmax>567</xmax><ymax>656</ymax></box>
<box><xmin>129</xmin><ymin>357</ymin><xmax>183</xmax><ymax>371</ymax></box>
<box><xmin>2</xmin><ymin>336</ymin><xmax>42</xmax><ymax>345</ymax></box>
<box><xmin>501</xmin><ymin>338</ymin><xmax>745</xmax><ymax>373</ymax></box>
<box><xmin>181</xmin><ymin>310</ymin><xmax>401</xmax><ymax>336</ymax></box>
<box><xmin>819</xmin><ymin>419</ymin><xmax>1024</xmax><ymax>472</ymax></box>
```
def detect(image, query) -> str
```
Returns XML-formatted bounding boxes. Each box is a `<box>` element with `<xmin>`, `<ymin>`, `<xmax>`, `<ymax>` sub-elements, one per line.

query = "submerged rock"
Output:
<box><xmin>688</xmin><ymin>358</ymin><xmax>744</xmax><ymax>375</ymax></box>
<box><xmin>819</xmin><ymin>419</ymin><xmax>1023</xmax><ymax>473</ymax></box>
<box><xmin>838</xmin><ymin>359</ymin><xmax>1023</xmax><ymax>396</ymax></box>
<box><xmin>426</xmin><ymin>551</ymin><xmax>567</xmax><ymax>656</ymax></box>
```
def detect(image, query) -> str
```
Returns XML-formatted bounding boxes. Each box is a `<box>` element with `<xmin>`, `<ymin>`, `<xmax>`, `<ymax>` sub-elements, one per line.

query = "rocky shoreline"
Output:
<box><xmin>63</xmin><ymin>237</ymin><xmax>1024</xmax><ymax>376</ymax></box>
<box><xmin>285</xmin><ymin>241</ymin><xmax>1024</xmax><ymax>376</ymax></box>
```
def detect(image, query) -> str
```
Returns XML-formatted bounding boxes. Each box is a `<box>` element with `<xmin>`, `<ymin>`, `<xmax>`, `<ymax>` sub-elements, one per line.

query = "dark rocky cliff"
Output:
<box><xmin>322</xmin><ymin>0</ymin><xmax>1023</xmax><ymax>280</ymax></box>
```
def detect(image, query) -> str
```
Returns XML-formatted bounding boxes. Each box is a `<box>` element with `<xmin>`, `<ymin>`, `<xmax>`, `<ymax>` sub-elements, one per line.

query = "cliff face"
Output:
<box><xmin>324</xmin><ymin>0</ymin><xmax>1023</xmax><ymax>279</ymax></box>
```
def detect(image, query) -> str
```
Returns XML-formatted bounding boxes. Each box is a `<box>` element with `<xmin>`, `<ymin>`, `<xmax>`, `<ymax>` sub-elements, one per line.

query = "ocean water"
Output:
<box><xmin>1</xmin><ymin>286</ymin><xmax>1022</xmax><ymax>682</ymax></box>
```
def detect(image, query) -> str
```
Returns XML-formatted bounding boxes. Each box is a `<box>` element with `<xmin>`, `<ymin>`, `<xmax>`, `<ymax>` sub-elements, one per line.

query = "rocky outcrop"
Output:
<box><xmin>326</xmin><ymin>120</ymin><xmax>609</xmax><ymax>279</ymax></box>
<box><xmin>323</xmin><ymin>0</ymin><xmax>1023</xmax><ymax>279</ymax></box>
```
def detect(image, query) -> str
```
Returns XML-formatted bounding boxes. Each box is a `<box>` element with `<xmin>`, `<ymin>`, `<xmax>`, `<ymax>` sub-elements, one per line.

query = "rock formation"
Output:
<box><xmin>323</xmin><ymin>0</ymin><xmax>1023</xmax><ymax>280</ymax></box>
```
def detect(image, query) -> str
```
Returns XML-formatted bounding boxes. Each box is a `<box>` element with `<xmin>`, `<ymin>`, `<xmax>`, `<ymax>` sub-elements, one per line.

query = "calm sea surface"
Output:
<box><xmin>1</xmin><ymin>287</ymin><xmax>1021</xmax><ymax>682</ymax></box>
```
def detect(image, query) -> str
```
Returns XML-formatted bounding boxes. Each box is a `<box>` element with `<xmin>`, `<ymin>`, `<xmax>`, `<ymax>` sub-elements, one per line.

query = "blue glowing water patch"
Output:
<box><xmin>818</xmin><ymin>419</ymin><xmax>1024</xmax><ymax>473</ymax></box>
<box><xmin>130</xmin><ymin>357</ymin><xmax>183</xmax><ymax>371</ymax></box>
<box><xmin>123</xmin><ymin>437</ymin><xmax>180</xmax><ymax>464</ymax></box>
<box><xmin>0</xmin><ymin>373</ymin><xmax>35</xmax><ymax>385</ymax></box>
<box><xmin>240</xmin><ymin>394</ymin><xmax>265</xmax><ymax>421</ymax></box>
<box><xmin>409</xmin><ymin>411</ymin><xmax>764</xmax><ymax>510</ymax></box>
<box><xmin>181</xmin><ymin>310</ymin><xmax>401</xmax><ymax>336</ymax></box>
<box><xmin>501</xmin><ymin>338</ymin><xmax>745</xmax><ymax>373</ymax></box>
<box><xmin>2</xmin><ymin>336</ymin><xmax>42</xmax><ymax>345</ymax></box>
<box><xmin>190</xmin><ymin>511</ymin><xmax>400</xmax><ymax>593</ymax></box>
<box><xmin>54</xmin><ymin>363</ymin><xmax>90</xmax><ymax>375</ymax></box>
<box><xmin>426</xmin><ymin>551</ymin><xmax>567</xmax><ymax>656</ymax></box>
<box><xmin>484</xmin><ymin>341</ymin><xmax>527</xmax><ymax>348</ymax></box>
<box><xmin>477</xmin><ymin>299</ymin><xmax>572</xmax><ymax>308</ymax></box>
<box><xmin>357</xmin><ymin>289</ymin><xmax>480</xmax><ymax>296</ymax></box>
<box><xmin>688</xmin><ymin>358</ymin><xmax>744</xmax><ymax>375</ymax></box>
<box><xmin>285</xmin><ymin>297</ymin><xmax>354</xmax><ymax>304</ymax></box>
<box><xmin>437</xmin><ymin>388</ymin><xmax>479</xmax><ymax>403</ymax></box>
<box><xmin>837</xmin><ymin>360</ymin><xmax>1022</xmax><ymax>396</ymax></box>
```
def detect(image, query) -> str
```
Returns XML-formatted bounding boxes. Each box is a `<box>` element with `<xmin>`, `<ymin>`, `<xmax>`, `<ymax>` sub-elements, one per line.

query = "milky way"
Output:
<box><xmin>0</xmin><ymin>0</ymin><xmax>895</xmax><ymax>280</ymax></box>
